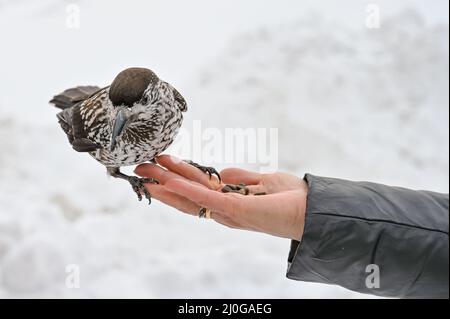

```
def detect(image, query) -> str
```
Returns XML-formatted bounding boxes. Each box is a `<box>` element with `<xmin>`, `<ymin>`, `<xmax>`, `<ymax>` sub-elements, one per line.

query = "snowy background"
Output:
<box><xmin>0</xmin><ymin>0</ymin><xmax>448</xmax><ymax>298</ymax></box>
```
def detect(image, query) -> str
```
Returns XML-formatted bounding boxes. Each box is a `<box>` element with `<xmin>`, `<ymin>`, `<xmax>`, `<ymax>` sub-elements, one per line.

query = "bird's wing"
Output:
<box><xmin>50</xmin><ymin>85</ymin><xmax>101</xmax><ymax>110</ymax></box>
<box><xmin>57</xmin><ymin>103</ymin><xmax>100</xmax><ymax>153</ymax></box>
<box><xmin>71</xmin><ymin>138</ymin><xmax>101</xmax><ymax>152</ymax></box>
<box><xmin>55</xmin><ymin>86</ymin><xmax>109</xmax><ymax>153</ymax></box>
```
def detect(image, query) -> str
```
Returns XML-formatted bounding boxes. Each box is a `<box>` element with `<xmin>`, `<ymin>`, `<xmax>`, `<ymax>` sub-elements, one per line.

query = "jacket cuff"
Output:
<box><xmin>286</xmin><ymin>174</ymin><xmax>449</xmax><ymax>298</ymax></box>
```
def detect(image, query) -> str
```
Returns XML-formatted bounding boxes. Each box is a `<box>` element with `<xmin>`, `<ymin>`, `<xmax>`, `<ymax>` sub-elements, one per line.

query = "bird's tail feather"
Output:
<box><xmin>49</xmin><ymin>85</ymin><xmax>101</xmax><ymax>110</ymax></box>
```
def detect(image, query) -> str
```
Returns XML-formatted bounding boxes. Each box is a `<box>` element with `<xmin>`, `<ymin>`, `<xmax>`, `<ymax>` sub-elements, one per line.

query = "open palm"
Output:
<box><xmin>135</xmin><ymin>155</ymin><xmax>308</xmax><ymax>240</ymax></box>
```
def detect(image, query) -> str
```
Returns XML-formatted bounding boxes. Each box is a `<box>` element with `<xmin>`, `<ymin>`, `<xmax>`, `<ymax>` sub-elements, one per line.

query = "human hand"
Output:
<box><xmin>135</xmin><ymin>155</ymin><xmax>308</xmax><ymax>240</ymax></box>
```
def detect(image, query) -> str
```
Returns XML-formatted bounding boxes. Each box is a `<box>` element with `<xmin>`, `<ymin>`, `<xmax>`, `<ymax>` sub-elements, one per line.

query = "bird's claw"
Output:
<box><xmin>128</xmin><ymin>176</ymin><xmax>159</xmax><ymax>205</ymax></box>
<box><xmin>184</xmin><ymin>160</ymin><xmax>221</xmax><ymax>182</ymax></box>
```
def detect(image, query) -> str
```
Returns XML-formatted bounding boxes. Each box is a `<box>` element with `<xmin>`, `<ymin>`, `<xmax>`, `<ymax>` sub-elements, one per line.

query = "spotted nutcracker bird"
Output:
<box><xmin>50</xmin><ymin>67</ymin><xmax>220</xmax><ymax>204</ymax></box>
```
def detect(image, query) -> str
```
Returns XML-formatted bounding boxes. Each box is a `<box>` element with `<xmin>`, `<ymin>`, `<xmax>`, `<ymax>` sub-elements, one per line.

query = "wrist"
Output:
<box><xmin>288</xmin><ymin>180</ymin><xmax>308</xmax><ymax>240</ymax></box>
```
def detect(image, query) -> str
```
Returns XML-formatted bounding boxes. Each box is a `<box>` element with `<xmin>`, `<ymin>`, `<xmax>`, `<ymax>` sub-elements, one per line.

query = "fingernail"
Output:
<box><xmin>134</xmin><ymin>164</ymin><xmax>147</xmax><ymax>176</ymax></box>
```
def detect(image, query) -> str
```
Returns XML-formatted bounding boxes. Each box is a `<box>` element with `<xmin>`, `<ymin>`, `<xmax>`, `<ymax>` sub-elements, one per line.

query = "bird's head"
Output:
<box><xmin>108</xmin><ymin>67</ymin><xmax>159</xmax><ymax>152</ymax></box>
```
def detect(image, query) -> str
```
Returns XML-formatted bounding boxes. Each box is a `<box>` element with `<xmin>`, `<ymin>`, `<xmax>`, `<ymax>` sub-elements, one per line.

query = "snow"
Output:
<box><xmin>0</xmin><ymin>0</ymin><xmax>448</xmax><ymax>298</ymax></box>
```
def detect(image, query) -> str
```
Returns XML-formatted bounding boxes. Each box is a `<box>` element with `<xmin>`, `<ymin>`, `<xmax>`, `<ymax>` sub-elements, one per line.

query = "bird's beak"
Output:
<box><xmin>110</xmin><ymin>109</ymin><xmax>129</xmax><ymax>152</ymax></box>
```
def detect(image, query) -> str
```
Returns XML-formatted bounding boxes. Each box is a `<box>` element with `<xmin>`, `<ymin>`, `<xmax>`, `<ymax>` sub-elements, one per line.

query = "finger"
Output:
<box><xmin>137</xmin><ymin>163</ymin><xmax>213</xmax><ymax>193</ymax></box>
<box><xmin>220</xmin><ymin>168</ymin><xmax>263</xmax><ymax>186</ymax></box>
<box><xmin>164</xmin><ymin>179</ymin><xmax>248</xmax><ymax>215</ymax></box>
<box><xmin>156</xmin><ymin>155</ymin><xmax>221</xmax><ymax>190</ymax></box>
<box><xmin>144</xmin><ymin>183</ymin><xmax>200</xmax><ymax>215</ymax></box>
<box><xmin>135</xmin><ymin>162</ymin><xmax>159</xmax><ymax>177</ymax></box>
<box><xmin>135</xmin><ymin>163</ymin><xmax>184</xmax><ymax>185</ymax></box>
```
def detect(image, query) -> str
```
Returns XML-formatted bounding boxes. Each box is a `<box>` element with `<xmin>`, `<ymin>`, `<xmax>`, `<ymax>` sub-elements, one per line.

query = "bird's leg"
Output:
<box><xmin>184</xmin><ymin>160</ymin><xmax>222</xmax><ymax>182</ymax></box>
<box><xmin>107</xmin><ymin>167</ymin><xmax>159</xmax><ymax>204</ymax></box>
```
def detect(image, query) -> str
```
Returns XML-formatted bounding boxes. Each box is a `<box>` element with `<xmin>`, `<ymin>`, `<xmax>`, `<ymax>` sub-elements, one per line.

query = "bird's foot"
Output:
<box><xmin>127</xmin><ymin>176</ymin><xmax>159</xmax><ymax>204</ymax></box>
<box><xmin>183</xmin><ymin>161</ymin><xmax>255</xmax><ymax>196</ymax></box>
<box><xmin>221</xmin><ymin>183</ymin><xmax>250</xmax><ymax>195</ymax></box>
<box><xmin>184</xmin><ymin>160</ymin><xmax>221</xmax><ymax>182</ymax></box>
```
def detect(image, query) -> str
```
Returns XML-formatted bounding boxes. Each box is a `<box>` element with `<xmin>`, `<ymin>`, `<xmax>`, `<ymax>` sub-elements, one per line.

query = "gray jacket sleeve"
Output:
<box><xmin>286</xmin><ymin>174</ymin><xmax>449</xmax><ymax>298</ymax></box>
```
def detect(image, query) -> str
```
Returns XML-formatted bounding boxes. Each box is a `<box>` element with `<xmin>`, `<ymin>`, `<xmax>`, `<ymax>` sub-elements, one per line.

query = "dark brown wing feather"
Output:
<box><xmin>53</xmin><ymin>86</ymin><xmax>105</xmax><ymax>153</ymax></box>
<box><xmin>50</xmin><ymin>85</ymin><xmax>101</xmax><ymax>110</ymax></box>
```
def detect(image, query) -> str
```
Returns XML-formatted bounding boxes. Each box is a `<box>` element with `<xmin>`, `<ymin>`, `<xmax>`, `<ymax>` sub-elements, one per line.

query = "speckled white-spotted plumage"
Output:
<box><xmin>50</xmin><ymin>67</ymin><xmax>189</xmax><ymax>203</ymax></box>
<box><xmin>79</xmin><ymin>81</ymin><xmax>184</xmax><ymax>167</ymax></box>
